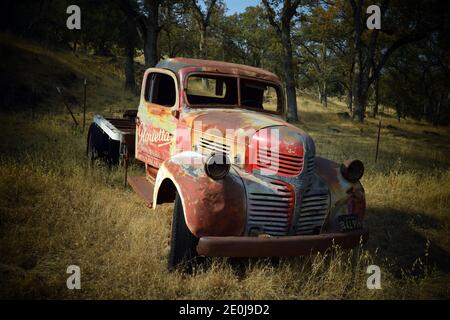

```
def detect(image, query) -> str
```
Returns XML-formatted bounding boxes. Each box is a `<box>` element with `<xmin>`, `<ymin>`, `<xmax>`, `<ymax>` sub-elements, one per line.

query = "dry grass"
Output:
<box><xmin>0</xmin><ymin>36</ymin><xmax>449</xmax><ymax>299</ymax></box>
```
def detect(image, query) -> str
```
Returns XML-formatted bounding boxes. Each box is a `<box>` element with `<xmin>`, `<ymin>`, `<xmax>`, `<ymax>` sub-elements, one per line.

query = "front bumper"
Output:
<box><xmin>196</xmin><ymin>228</ymin><xmax>369</xmax><ymax>257</ymax></box>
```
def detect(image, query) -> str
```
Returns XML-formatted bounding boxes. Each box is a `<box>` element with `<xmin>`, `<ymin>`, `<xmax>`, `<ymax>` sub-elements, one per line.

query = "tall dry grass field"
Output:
<box><xmin>0</xmin><ymin>36</ymin><xmax>449</xmax><ymax>299</ymax></box>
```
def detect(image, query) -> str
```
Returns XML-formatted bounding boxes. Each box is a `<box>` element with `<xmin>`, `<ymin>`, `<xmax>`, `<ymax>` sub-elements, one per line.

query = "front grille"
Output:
<box><xmin>305</xmin><ymin>153</ymin><xmax>315</xmax><ymax>176</ymax></box>
<box><xmin>256</xmin><ymin>147</ymin><xmax>304</xmax><ymax>176</ymax></box>
<box><xmin>296</xmin><ymin>192</ymin><xmax>329</xmax><ymax>235</ymax></box>
<box><xmin>198</xmin><ymin>137</ymin><xmax>230</xmax><ymax>156</ymax></box>
<box><xmin>247</xmin><ymin>181</ymin><xmax>294</xmax><ymax>236</ymax></box>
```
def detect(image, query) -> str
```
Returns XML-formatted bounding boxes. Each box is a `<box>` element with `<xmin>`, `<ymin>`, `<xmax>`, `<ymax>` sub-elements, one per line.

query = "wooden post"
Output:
<box><xmin>83</xmin><ymin>79</ymin><xmax>87</xmax><ymax>132</ymax></box>
<box><xmin>375</xmin><ymin>118</ymin><xmax>381</xmax><ymax>162</ymax></box>
<box><xmin>56</xmin><ymin>87</ymin><xmax>79</xmax><ymax>126</ymax></box>
<box><xmin>124</xmin><ymin>144</ymin><xmax>129</xmax><ymax>188</ymax></box>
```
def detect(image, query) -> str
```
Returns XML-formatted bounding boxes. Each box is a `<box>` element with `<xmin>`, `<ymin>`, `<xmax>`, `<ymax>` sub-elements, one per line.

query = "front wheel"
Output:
<box><xmin>168</xmin><ymin>191</ymin><xmax>199</xmax><ymax>272</ymax></box>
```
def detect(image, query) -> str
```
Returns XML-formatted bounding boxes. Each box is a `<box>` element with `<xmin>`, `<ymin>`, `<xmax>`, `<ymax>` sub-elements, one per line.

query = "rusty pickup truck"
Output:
<box><xmin>87</xmin><ymin>58</ymin><xmax>368</xmax><ymax>271</ymax></box>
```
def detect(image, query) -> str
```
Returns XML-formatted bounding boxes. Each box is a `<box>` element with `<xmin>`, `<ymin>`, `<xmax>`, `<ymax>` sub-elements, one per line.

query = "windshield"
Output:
<box><xmin>185</xmin><ymin>74</ymin><xmax>282</xmax><ymax>114</ymax></box>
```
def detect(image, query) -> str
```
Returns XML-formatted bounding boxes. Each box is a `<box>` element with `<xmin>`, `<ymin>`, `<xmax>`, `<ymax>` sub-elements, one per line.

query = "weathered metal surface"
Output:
<box><xmin>153</xmin><ymin>152</ymin><xmax>247</xmax><ymax>237</ymax></box>
<box><xmin>135</xmin><ymin>68</ymin><xmax>179</xmax><ymax>168</ymax></box>
<box><xmin>93</xmin><ymin>115</ymin><xmax>135</xmax><ymax>141</ymax></box>
<box><xmin>196</xmin><ymin>228</ymin><xmax>369</xmax><ymax>257</ymax></box>
<box><xmin>92</xmin><ymin>115</ymin><xmax>136</xmax><ymax>158</ymax></box>
<box><xmin>117</xmin><ymin>57</ymin><xmax>368</xmax><ymax>256</ymax></box>
<box><xmin>157</xmin><ymin>58</ymin><xmax>281</xmax><ymax>84</ymax></box>
<box><xmin>127</xmin><ymin>176</ymin><xmax>154</xmax><ymax>207</ymax></box>
<box><xmin>315</xmin><ymin>157</ymin><xmax>366</xmax><ymax>232</ymax></box>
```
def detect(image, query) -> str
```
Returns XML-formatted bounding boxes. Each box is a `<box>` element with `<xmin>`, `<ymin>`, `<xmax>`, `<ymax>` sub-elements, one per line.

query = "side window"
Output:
<box><xmin>262</xmin><ymin>86</ymin><xmax>278</xmax><ymax>112</ymax></box>
<box><xmin>187</xmin><ymin>76</ymin><xmax>227</xmax><ymax>98</ymax></box>
<box><xmin>144</xmin><ymin>72</ymin><xmax>176</xmax><ymax>107</ymax></box>
<box><xmin>186</xmin><ymin>75</ymin><xmax>238</xmax><ymax>105</ymax></box>
<box><xmin>240</xmin><ymin>79</ymin><xmax>280</xmax><ymax>113</ymax></box>
<box><xmin>144</xmin><ymin>74</ymin><xmax>153</xmax><ymax>102</ymax></box>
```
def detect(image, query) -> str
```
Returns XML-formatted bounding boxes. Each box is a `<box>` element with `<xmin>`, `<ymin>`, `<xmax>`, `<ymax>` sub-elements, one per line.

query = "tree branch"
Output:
<box><xmin>116</xmin><ymin>0</ymin><xmax>146</xmax><ymax>41</ymax></box>
<box><xmin>369</xmin><ymin>26</ymin><xmax>440</xmax><ymax>86</ymax></box>
<box><xmin>261</xmin><ymin>0</ymin><xmax>282</xmax><ymax>36</ymax></box>
<box><xmin>190</xmin><ymin>0</ymin><xmax>217</xmax><ymax>27</ymax></box>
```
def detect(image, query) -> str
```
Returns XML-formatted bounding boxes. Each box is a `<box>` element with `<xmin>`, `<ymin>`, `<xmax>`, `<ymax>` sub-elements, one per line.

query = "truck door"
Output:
<box><xmin>136</xmin><ymin>69</ymin><xmax>179</xmax><ymax>168</ymax></box>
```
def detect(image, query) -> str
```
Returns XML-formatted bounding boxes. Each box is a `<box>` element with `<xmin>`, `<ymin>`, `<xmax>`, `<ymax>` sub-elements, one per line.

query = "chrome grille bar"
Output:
<box><xmin>296</xmin><ymin>191</ymin><xmax>329</xmax><ymax>235</ymax></box>
<box><xmin>247</xmin><ymin>181</ymin><xmax>294</xmax><ymax>236</ymax></box>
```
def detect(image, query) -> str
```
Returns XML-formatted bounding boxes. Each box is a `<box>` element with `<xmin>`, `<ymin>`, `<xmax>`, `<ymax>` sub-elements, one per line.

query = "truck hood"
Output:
<box><xmin>182</xmin><ymin>107</ymin><xmax>313</xmax><ymax>162</ymax></box>
<box><xmin>183</xmin><ymin>108</ymin><xmax>293</xmax><ymax>133</ymax></box>
<box><xmin>182</xmin><ymin>107</ymin><xmax>315</xmax><ymax>182</ymax></box>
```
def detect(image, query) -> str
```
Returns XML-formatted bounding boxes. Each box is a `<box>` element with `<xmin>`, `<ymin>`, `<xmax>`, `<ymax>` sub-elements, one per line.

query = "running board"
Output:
<box><xmin>127</xmin><ymin>176</ymin><xmax>154</xmax><ymax>207</ymax></box>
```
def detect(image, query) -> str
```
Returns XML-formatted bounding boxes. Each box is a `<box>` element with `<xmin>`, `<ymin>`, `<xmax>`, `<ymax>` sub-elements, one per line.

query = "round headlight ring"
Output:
<box><xmin>341</xmin><ymin>159</ymin><xmax>364</xmax><ymax>183</ymax></box>
<box><xmin>205</xmin><ymin>152</ymin><xmax>231</xmax><ymax>180</ymax></box>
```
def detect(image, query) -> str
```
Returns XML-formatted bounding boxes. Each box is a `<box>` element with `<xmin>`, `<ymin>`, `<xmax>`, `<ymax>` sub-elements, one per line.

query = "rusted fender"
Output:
<box><xmin>316</xmin><ymin>157</ymin><xmax>366</xmax><ymax>231</ymax></box>
<box><xmin>153</xmin><ymin>151</ymin><xmax>247</xmax><ymax>237</ymax></box>
<box><xmin>316</xmin><ymin>157</ymin><xmax>353</xmax><ymax>198</ymax></box>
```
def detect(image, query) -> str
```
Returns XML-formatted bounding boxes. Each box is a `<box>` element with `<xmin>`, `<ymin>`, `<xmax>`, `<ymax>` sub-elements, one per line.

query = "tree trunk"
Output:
<box><xmin>347</xmin><ymin>88</ymin><xmax>353</xmax><ymax>112</ymax></box>
<box><xmin>143</xmin><ymin>0</ymin><xmax>160</xmax><ymax>67</ymax></box>
<box><xmin>124</xmin><ymin>53</ymin><xmax>135</xmax><ymax>92</ymax></box>
<box><xmin>191</xmin><ymin>0</ymin><xmax>217</xmax><ymax>59</ymax></box>
<box><xmin>199</xmin><ymin>25</ymin><xmax>209</xmax><ymax>88</ymax></box>
<box><xmin>281</xmin><ymin>20</ymin><xmax>299</xmax><ymax>122</ymax></box>
<box><xmin>124</xmin><ymin>35</ymin><xmax>136</xmax><ymax>92</ymax></box>
<box><xmin>354</xmin><ymin>86</ymin><xmax>368</xmax><ymax>122</ymax></box>
<box><xmin>431</xmin><ymin>93</ymin><xmax>442</xmax><ymax>127</ymax></box>
<box><xmin>353</xmin><ymin>52</ymin><xmax>362</xmax><ymax>119</ymax></box>
<box><xmin>347</xmin><ymin>49</ymin><xmax>355</xmax><ymax>113</ymax></box>
<box><xmin>351</xmin><ymin>0</ymin><xmax>368</xmax><ymax>123</ymax></box>
<box><xmin>423</xmin><ymin>102</ymin><xmax>427</xmax><ymax>121</ymax></box>
<box><xmin>199</xmin><ymin>25</ymin><xmax>206</xmax><ymax>58</ymax></box>
<box><xmin>72</xmin><ymin>34</ymin><xmax>78</xmax><ymax>53</ymax></box>
<box><xmin>395</xmin><ymin>101</ymin><xmax>403</xmax><ymax>122</ymax></box>
<box><xmin>123</xmin><ymin>16</ymin><xmax>136</xmax><ymax>93</ymax></box>
<box><xmin>321</xmin><ymin>42</ymin><xmax>327</xmax><ymax>108</ymax></box>
<box><xmin>144</xmin><ymin>26</ymin><xmax>158</xmax><ymax>67</ymax></box>
<box><xmin>353</xmin><ymin>53</ymin><xmax>369</xmax><ymax>122</ymax></box>
<box><xmin>322</xmin><ymin>81</ymin><xmax>327</xmax><ymax>108</ymax></box>
<box><xmin>318</xmin><ymin>83</ymin><xmax>322</xmax><ymax>103</ymax></box>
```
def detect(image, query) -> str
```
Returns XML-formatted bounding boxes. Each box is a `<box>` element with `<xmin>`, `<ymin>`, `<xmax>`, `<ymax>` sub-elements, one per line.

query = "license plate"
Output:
<box><xmin>338</xmin><ymin>214</ymin><xmax>362</xmax><ymax>232</ymax></box>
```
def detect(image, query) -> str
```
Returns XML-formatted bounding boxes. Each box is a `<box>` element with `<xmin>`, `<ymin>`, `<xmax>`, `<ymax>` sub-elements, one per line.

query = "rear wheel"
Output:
<box><xmin>168</xmin><ymin>191</ymin><xmax>198</xmax><ymax>272</ymax></box>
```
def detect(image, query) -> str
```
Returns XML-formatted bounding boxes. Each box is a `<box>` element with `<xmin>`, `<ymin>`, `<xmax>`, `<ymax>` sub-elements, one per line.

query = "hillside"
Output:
<box><xmin>0</xmin><ymin>36</ymin><xmax>449</xmax><ymax>299</ymax></box>
<box><xmin>0</xmin><ymin>33</ymin><xmax>141</xmax><ymax>117</ymax></box>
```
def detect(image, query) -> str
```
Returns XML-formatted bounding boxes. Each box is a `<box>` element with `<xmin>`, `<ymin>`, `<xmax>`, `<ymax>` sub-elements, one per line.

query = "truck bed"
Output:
<box><xmin>88</xmin><ymin>113</ymin><xmax>137</xmax><ymax>163</ymax></box>
<box><xmin>93</xmin><ymin>115</ymin><xmax>135</xmax><ymax>140</ymax></box>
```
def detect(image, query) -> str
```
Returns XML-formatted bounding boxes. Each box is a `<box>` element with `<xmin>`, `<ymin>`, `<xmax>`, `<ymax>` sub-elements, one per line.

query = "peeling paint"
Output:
<box><xmin>131</xmin><ymin>58</ymin><xmax>367</xmax><ymax>253</ymax></box>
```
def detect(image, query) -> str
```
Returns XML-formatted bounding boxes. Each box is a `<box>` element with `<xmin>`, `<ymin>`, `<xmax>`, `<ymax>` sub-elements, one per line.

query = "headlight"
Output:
<box><xmin>341</xmin><ymin>159</ymin><xmax>364</xmax><ymax>182</ymax></box>
<box><xmin>205</xmin><ymin>152</ymin><xmax>231</xmax><ymax>180</ymax></box>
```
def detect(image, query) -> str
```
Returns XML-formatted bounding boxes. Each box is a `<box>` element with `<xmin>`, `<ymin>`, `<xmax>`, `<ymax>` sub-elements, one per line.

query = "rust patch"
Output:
<box><xmin>155</xmin><ymin>153</ymin><xmax>246</xmax><ymax>237</ymax></box>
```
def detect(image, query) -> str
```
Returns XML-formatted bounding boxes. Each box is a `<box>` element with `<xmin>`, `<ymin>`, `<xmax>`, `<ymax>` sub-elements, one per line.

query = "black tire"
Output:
<box><xmin>168</xmin><ymin>191</ymin><xmax>198</xmax><ymax>272</ymax></box>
